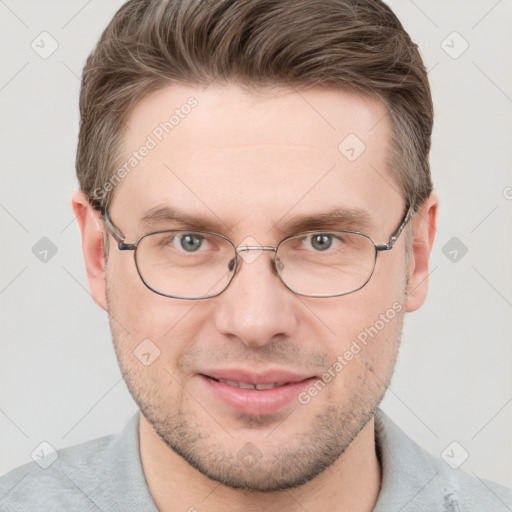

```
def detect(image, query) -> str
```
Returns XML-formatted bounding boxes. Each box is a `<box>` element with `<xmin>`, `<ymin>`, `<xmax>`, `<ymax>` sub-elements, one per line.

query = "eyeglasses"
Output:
<box><xmin>101</xmin><ymin>206</ymin><xmax>412</xmax><ymax>300</ymax></box>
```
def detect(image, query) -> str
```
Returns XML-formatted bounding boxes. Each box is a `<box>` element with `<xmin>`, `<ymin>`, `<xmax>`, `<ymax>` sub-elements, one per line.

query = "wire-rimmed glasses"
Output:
<box><xmin>101</xmin><ymin>206</ymin><xmax>412</xmax><ymax>299</ymax></box>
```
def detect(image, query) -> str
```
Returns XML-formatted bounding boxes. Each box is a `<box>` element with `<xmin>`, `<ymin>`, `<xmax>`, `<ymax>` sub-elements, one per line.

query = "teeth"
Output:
<box><xmin>217</xmin><ymin>379</ymin><xmax>287</xmax><ymax>390</ymax></box>
<box><xmin>255</xmin><ymin>383</ymin><xmax>279</xmax><ymax>390</ymax></box>
<box><xmin>237</xmin><ymin>381</ymin><xmax>255</xmax><ymax>390</ymax></box>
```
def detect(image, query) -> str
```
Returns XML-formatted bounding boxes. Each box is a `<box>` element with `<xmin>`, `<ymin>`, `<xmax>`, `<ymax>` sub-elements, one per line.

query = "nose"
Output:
<box><xmin>213</xmin><ymin>249</ymin><xmax>298</xmax><ymax>347</ymax></box>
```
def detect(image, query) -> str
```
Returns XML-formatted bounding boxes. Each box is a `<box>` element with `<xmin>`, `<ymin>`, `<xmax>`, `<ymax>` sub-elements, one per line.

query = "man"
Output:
<box><xmin>1</xmin><ymin>0</ymin><xmax>510</xmax><ymax>510</ymax></box>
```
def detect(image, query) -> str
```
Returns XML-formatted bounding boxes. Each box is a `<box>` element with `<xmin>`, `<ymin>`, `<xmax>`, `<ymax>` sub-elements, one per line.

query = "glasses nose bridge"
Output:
<box><xmin>231</xmin><ymin>245</ymin><xmax>281</xmax><ymax>277</ymax></box>
<box><xmin>235</xmin><ymin>245</ymin><xmax>277</xmax><ymax>255</ymax></box>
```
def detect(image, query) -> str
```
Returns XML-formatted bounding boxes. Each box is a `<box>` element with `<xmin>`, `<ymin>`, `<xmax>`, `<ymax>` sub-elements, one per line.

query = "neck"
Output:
<box><xmin>139</xmin><ymin>413</ymin><xmax>381</xmax><ymax>512</ymax></box>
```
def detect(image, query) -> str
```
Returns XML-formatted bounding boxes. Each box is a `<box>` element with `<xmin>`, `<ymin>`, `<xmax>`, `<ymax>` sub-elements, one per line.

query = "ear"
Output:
<box><xmin>405</xmin><ymin>193</ymin><xmax>439</xmax><ymax>312</ymax></box>
<box><xmin>71</xmin><ymin>191</ymin><xmax>108</xmax><ymax>311</ymax></box>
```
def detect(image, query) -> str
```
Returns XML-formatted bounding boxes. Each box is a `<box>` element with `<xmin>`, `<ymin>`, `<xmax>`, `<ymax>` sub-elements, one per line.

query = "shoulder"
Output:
<box><xmin>374</xmin><ymin>408</ymin><xmax>512</xmax><ymax>512</ymax></box>
<box><xmin>0</xmin><ymin>433</ymin><xmax>117</xmax><ymax>511</ymax></box>
<box><xmin>0</xmin><ymin>413</ymin><xmax>157</xmax><ymax>512</ymax></box>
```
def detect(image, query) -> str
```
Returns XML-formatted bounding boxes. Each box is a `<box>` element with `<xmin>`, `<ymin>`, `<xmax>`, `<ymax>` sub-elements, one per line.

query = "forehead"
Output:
<box><xmin>111</xmin><ymin>83</ymin><xmax>401</xmax><ymax>237</ymax></box>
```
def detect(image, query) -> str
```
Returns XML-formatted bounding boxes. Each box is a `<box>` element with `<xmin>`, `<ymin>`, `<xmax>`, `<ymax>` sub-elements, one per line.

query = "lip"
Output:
<box><xmin>202</xmin><ymin>368</ymin><xmax>313</xmax><ymax>385</ymax></box>
<box><xmin>198</xmin><ymin>369</ymin><xmax>316</xmax><ymax>416</ymax></box>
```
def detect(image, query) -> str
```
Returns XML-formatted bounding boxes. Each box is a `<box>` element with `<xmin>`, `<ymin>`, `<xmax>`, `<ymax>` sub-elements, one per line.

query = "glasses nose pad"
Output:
<box><xmin>228</xmin><ymin>255</ymin><xmax>237</xmax><ymax>273</ymax></box>
<box><xmin>275</xmin><ymin>256</ymin><xmax>284</xmax><ymax>272</ymax></box>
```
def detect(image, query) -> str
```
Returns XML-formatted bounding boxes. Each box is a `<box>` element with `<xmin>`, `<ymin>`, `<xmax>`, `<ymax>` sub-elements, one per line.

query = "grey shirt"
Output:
<box><xmin>1</xmin><ymin>408</ymin><xmax>511</xmax><ymax>511</ymax></box>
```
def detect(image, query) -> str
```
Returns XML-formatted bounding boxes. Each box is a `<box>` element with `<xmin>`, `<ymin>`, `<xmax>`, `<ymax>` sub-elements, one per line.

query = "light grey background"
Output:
<box><xmin>1</xmin><ymin>0</ymin><xmax>511</xmax><ymax>488</ymax></box>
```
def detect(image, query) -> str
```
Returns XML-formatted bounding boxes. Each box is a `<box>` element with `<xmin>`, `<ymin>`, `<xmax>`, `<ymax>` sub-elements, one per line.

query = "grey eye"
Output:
<box><xmin>310</xmin><ymin>234</ymin><xmax>333</xmax><ymax>251</ymax></box>
<box><xmin>180</xmin><ymin>234</ymin><xmax>204</xmax><ymax>252</ymax></box>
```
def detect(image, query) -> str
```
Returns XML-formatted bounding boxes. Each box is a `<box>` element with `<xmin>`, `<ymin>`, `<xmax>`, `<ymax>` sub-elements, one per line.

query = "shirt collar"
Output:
<box><xmin>373</xmin><ymin>408</ymin><xmax>457</xmax><ymax>511</ymax></box>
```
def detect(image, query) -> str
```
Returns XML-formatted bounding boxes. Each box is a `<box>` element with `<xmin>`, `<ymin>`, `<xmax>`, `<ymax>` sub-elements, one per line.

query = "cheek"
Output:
<box><xmin>312</xmin><ymin>252</ymin><xmax>406</xmax><ymax>382</ymax></box>
<box><xmin>105</xmin><ymin>253</ymin><xmax>210</xmax><ymax>369</ymax></box>
<box><xmin>315</xmin><ymin>276</ymin><xmax>405</xmax><ymax>350</ymax></box>
<box><xmin>319</xmin><ymin>304</ymin><xmax>403</xmax><ymax>411</ymax></box>
<box><xmin>331</xmin><ymin>300</ymin><xmax>403</xmax><ymax>368</ymax></box>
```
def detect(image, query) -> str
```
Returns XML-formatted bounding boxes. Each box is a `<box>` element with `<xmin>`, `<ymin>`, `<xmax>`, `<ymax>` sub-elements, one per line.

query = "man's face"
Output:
<box><xmin>104</xmin><ymin>84</ymin><xmax>409</xmax><ymax>490</ymax></box>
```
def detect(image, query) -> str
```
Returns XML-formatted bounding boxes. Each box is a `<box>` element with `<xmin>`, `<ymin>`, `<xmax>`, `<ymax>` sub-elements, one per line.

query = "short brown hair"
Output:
<box><xmin>76</xmin><ymin>0</ymin><xmax>433</xmax><ymax>214</ymax></box>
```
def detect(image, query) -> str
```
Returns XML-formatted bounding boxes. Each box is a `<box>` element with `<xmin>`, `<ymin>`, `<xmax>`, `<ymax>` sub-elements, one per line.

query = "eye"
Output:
<box><xmin>172</xmin><ymin>233</ymin><xmax>205</xmax><ymax>252</ymax></box>
<box><xmin>305</xmin><ymin>233</ymin><xmax>336</xmax><ymax>252</ymax></box>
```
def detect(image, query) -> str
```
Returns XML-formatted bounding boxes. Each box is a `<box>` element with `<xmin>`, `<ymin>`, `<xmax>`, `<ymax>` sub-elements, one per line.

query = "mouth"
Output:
<box><xmin>198</xmin><ymin>370</ymin><xmax>317</xmax><ymax>416</ymax></box>
<box><xmin>207</xmin><ymin>377</ymin><xmax>294</xmax><ymax>391</ymax></box>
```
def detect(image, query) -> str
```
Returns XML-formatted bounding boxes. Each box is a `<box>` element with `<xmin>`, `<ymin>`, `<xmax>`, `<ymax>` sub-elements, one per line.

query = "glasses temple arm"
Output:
<box><xmin>376</xmin><ymin>204</ymin><xmax>413</xmax><ymax>251</ymax></box>
<box><xmin>100</xmin><ymin>210</ymin><xmax>135</xmax><ymax>250</ymax></box>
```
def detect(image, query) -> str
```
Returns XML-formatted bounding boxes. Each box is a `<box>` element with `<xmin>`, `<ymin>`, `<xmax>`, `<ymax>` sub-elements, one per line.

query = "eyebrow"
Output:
<box><xmin>139</xmin><ymin>204</ymin><xmax>374</xmax><ymax>235</ymax></box>
<box><xmin>278</xmin><ymin>208</ymin><xmax>373</xmax><ymax>234</ymax></box>
<box><xmin>140</xmin><ymin>205</ymin><xmax>230</xmax><ymax>233</ymax></box>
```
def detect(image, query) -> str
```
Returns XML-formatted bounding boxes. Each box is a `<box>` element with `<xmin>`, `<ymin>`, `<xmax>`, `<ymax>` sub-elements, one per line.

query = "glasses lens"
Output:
<box><xmin>134</xmin><ymin>229</ymin><xmax>377</xmax><ymax>299</ymax></box>
<box><xmin>276</xmin><ymin>231</ymin><xmax>377</xmax><ymax>297</ymax></box>
<box><xmin>135</xmin><ymin>231</ymin><xmax>236</xmax><ymax>299</ymax></box>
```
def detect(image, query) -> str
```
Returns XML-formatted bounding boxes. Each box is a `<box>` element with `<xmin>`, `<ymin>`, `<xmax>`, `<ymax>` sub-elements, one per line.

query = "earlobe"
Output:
<box><xmin>405</xmin><ymin>193</ymin><xmax>439</xmax><ymax>312</ymax></box>
<box><xmin>71</xmin><ymin>191</ymin><xmax>108</xmax><ymax>311</ymax></box>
